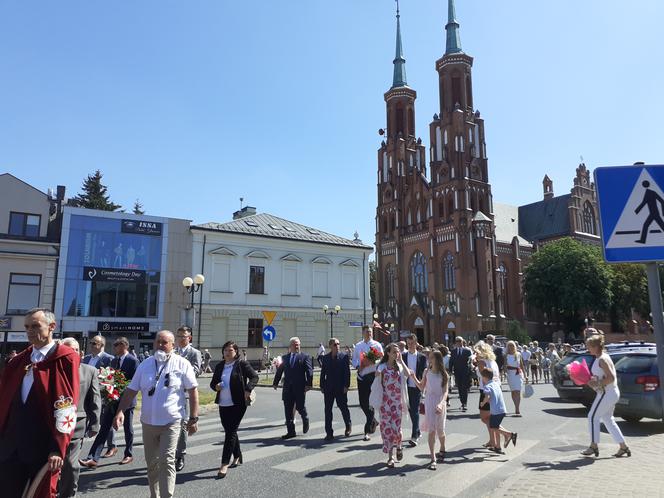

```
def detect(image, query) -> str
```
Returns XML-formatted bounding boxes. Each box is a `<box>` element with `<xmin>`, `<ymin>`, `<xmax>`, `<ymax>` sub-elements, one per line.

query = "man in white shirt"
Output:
<box><xmin>352</xmin><ymin>326</ymin><xmax>384</xmax><ymax>441</ymax></box>
<box><xmin>114</xmin><ymin>330</ymin><xmax>199</xmax><ymax>498</ymax></box>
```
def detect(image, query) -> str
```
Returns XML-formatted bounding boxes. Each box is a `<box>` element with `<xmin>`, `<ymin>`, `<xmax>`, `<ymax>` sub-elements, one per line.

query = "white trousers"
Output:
<box><xmin>587</xmin><ymin>387</ymin><xmax>625</xmax><ymax>445</ymax></box>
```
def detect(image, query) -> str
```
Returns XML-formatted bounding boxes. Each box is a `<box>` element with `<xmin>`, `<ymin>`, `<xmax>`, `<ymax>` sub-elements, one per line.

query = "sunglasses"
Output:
<box><xmin>148</xmin><ymin>373</ymin><xmax>170</xmax><ymax>396</ymax></box>
<box><xmin>90</xmin><ymin>342</ymin><xmax>100</xmax><ymax>346</ymax></box>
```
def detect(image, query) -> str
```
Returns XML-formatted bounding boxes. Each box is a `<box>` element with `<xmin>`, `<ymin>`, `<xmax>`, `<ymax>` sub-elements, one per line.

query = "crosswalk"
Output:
<box><xmin>109</xmin><ymin>412</ymin><xmax>539</xmax><ymax>497</ymax></box>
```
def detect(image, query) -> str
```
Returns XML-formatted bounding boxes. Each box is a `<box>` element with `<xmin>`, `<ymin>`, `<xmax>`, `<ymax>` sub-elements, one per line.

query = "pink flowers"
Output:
<box><xmin>566</xmin><ymin>359</ymin><xmax>592</xmax><ymax>386</ymax></box>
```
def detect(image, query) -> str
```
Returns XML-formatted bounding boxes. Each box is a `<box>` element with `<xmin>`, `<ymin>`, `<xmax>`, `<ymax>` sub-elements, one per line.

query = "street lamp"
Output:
<box><xmin>182</xmin><ymin>274</ymin><xmax>205</xmax><ymax>331</ymax></box>
<box><xmin>323</xmin><ymin>304</ymin><xmax>341</xmax><ymax>339</ymax></box>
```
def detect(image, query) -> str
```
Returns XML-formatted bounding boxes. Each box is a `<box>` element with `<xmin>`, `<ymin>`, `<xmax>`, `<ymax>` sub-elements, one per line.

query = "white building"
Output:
<box><xmin>191</xmin><ymin>207</ymin><xmax>373</xmax><ymax>360</ymax></box>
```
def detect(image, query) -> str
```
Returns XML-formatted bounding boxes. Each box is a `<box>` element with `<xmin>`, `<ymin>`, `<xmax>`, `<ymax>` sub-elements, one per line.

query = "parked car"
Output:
<box><xmin>614</xmin><ymin>352</ymin><xmax>662</xmax><ymax>423</ymax></box>
<box><xmin>553</xmin><ymin>343</ymin><xmax>656</xmax><ymax>406</ymax></box>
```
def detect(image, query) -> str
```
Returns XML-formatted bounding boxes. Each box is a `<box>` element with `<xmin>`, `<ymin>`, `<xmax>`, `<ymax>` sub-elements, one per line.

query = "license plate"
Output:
<box><xmin>616</xmin><ymin>399</ymin><xmax>629</xmax><ymax>405</ymax></box>
<box><xmin>563</xmin><ymin>380</ymin><xmax>574</xmax><ymax>386</ymax></box>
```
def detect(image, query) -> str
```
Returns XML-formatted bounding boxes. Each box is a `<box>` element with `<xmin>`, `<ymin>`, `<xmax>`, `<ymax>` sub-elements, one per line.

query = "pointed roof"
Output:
<box><xmin>391</xmin><ymin>1</ymin><xmax>407</xmax><ymax>88</ymax></box>
<box><xmin>194</xmin><ymin>213</ymin><xmax>372</xmax><ymax>250</ymax></box>
<box><xmin>445</xmin><ymin>0</ymin><xmax>463</xmax><ymax>55</ymax></box>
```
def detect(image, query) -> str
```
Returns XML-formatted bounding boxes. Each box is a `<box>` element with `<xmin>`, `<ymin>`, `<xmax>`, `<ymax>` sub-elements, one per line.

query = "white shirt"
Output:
<box><xmin>352</xmin><ymin>339</ymin><xmax>384</xmax><ymax>378</ymax></box>
<box><xmin>521</xmin><ymin>349</ymin><xmax>531</xmax><ymax>363</ymax></box>
<box><xmin>128</xmin><ymin>353</ymin><xmax>198</xmax><ymax>426</ymax></box>
<box><xmin>406</xmin><ymin>351</ymin><xmax>418</xmax><ymax>387</ymax></box>
<box><xmin>88</xmin><ymin>354</ymin><xmax>101</xmax><ymax>368</ymax></box>
<box><xmin>218</xmin><ymin>362</ymin><xmax>235</xmax><ymax>407</ymax></box>
<box><xmin>22</xmin><ymin>342</ymin><xmax>57</xmax><ymax>403</ymax></box>
<box><xmin>318</xmin><ymin>345</ymin><xmax>326</xmax><ymax>356</ymax></box>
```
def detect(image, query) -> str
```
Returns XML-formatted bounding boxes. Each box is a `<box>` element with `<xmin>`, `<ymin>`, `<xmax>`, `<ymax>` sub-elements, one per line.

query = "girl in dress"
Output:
<box><xmin>375</xmin><ymin>343</ymin><xmax>411</xmax><ymax>468</ymax></box>
<box><xmin>504</xmin><ymin>341</ymin><xmax>526</xmax><ymax>416</ymax></box>
<box><xmin>410</xmin><ymin>350</ymin><xmax>449</xmax><ymax>470</ymax></box>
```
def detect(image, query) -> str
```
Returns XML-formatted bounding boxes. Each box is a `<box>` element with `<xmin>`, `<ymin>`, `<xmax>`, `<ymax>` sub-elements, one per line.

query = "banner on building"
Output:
<box><xmin>83</xmin><ymin>266</ymin><xmax>146</xmax><ymax>283</ymax></box>
<box><xmin>121</xmin><ymin>219</ymin><xmax>163</xmax><ymax>236</ymax></box>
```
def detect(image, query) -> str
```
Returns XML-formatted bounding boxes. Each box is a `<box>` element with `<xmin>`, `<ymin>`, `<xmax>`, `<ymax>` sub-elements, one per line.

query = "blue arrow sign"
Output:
<box><xmin>262</xmin><ymin>325</ymin><xmax>276</xmax><ymax>342</ymax></box>
<box><xmin>595</xmin><ymin>164</ymin><xmax>664</xmax><ymax>262</ymax></box>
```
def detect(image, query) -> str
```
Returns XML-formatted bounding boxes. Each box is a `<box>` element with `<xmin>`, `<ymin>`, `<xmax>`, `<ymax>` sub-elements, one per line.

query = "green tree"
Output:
<box><xmin>523</xmin><ymin>238</ymin><xmax>612</xmax><ymax>333</ymax></box>
<box><xmin>69</xmin><ymin>170</ymin><xmax>121</xmax><ymax>211</ymax></box>
<box><xmin>610</xmin><ymin>264</ymin><xmax>649</xmax><ymax>331</ymax></box>
<box><xmin>132</xmin><ymin>199</ymin><xmax>145</xmax><ymax>215</ymax></box>
<box><xmin>369</xmin><ymin>259</ymin><xmax>377</xmax><ymax>310</ymax></box>
<box><xmin>506</xmin><ymin>320</ymin><xmax>531</xmax><ymax>345</ymax></box>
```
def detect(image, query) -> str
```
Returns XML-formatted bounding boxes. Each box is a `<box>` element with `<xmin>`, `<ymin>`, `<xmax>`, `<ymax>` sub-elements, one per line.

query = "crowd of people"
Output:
<box><xmin>0</xmin><ymin>309</ymin><xmax>632</xmax><ymax>498</ymax></box>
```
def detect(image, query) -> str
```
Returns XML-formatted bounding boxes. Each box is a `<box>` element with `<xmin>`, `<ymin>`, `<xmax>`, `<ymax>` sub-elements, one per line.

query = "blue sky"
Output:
<box><xmin>1</xmin><ymin>1</ymin><xmax>662</xmax><ymax>252</ymax></box>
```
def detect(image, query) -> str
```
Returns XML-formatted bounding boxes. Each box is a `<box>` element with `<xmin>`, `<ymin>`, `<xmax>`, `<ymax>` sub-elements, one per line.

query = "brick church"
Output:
<box><xmin>374</xmin><ymin>0</ymin><xmax>600</xmax><ymax>345</ymax></box>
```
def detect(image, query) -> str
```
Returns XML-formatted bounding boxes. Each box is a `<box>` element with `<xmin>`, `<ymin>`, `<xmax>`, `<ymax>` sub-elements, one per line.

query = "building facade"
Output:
<box><xmin>0</xmin><ymin>174</ymin><xmax>65</xmax><ymax>353</ymax></box>
<box><xmin>54</xmin><ymin>207</ymin><xmax>192</xmax><ymax>351</ymax></box>
<box><xmin>192</xmin><ymin>207</ymin><xmax>373</xmax><ymax>359</ymax></box>
<box><xmin>375</xmin><ymin>2</ymin><xmax>530</xmax><ymax>345</ymax></box>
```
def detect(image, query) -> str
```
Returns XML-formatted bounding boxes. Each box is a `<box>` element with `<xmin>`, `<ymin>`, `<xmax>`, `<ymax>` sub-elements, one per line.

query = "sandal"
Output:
<box><xmin>396</xmin><ymin>447</ymin><xmax>403</xmax><ymax>461</ymax></box>
<box><xmin>614</xmin><ymin>447</ymin><xmax>631</xmax><ymax>458</ymax></box>
<box><xmin>436</xmin><ymin>450</ymin><xmax>446</xmax><ymax>462</ymax></box>
<box><xmin>482</xmin><ymin>442</ymin><xmax>492</xmax><ymax>448</ymax></box>
<box><xmin>428</xmin><ymin>460</ymin><xmax>437</xmax><ymax>470</ymax></box>
<box><xmin>386</xmin><ymin>458</ymin><xmax>395</xmax><ymax>468</ymax></box>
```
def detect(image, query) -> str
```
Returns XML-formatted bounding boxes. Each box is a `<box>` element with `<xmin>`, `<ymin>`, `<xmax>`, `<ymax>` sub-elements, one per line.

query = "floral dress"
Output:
<box><xmin>379</xmin><ymin>366</ymin><xmax>403</xmax><ymax>453</ymax></box>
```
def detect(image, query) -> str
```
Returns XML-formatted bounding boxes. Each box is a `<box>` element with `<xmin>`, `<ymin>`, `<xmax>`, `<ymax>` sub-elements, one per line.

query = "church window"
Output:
<box><xmin>416</xmin><ymin>207</ymin><xmax>421</xmax><ymax>224</ymax></box>
<box><xmin>443</xmin><ymin>253</ymin><xmax>456</xmax><ymax>290</ymax></box>
<box><xmin>498</xmin><ymin>263</ymin><xmax>508</xmax><ymax>316</ymax></box>
<box><xmin>438</xmin><ymin>200</ymin><xmax>445</xmax><ymax>219</ymax></box>
<box><xmin>407</xmin><ymin>210</ymin><xmax>412</xmax><ymax>225</ymax></box>
<box><xmin>390</xmin><ymin>214</ymin><xmax>396</xmax><ymax>231</ymax></box>
<box><xmin>582</xmin><ymin>202</ymin><xmax>597</xmax><ymax>234</ymax></box>
<box><xmin>408</xmin><ymin>108</ymin><xmax>415</xmax><ymax>136</ymax></box>
<box><xmin>410</xmin><ymin>252</ymin><xmax>428</xmax><ymax>294</ymax></box>
<box><xmin>396</xmin><ymin>106</ymin><xmax>404</xmax><ymax>135</ymax></box>
<box><xmin>386</xmin><ymin>265</ymin><xmax>396</xmax><ymax>298</ymax></box>
<box><xmin>452</xmin><ymin>77</ymin><xmax>462</xmax><ymax>107</ymax></box>
<box><xmin>465</xmin><ymin>76</ymin><xmax>473</xmax><ymax>108</ymax></box>
<box><xmin>447</xmin><ymin>195</ymin><xmax>454</xmax><ymax>219</ymax></box>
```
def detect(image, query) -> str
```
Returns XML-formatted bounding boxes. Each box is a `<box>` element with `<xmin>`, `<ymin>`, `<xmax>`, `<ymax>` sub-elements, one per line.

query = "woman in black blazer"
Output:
<box><xmin>210</xmin><ymin>340</ymin><xmax>259</xmax><ymax>479</ymax></box>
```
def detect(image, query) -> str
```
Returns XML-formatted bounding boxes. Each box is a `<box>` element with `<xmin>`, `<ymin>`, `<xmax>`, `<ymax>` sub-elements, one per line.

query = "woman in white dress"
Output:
<box><xmin>504</xmin><ymin>341</ymin><xmax>525</xmax><ymax>416</ymax></box>
<box><xmin>474</xmin><ymin>342</ymin><xmax>501</xmax><ymax>447</ymax></box>
<box><xmin>410</xmin><ymin>350</ymin><xmax>449</xmax><ymax>470</ymax></box>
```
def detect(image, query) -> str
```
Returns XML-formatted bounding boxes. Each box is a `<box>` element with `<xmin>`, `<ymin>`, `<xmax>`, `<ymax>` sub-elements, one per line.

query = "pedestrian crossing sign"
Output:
<box><xmin>595</xmin><ymin>164</ymin><xmax>664</xmax><ymax>262</ymax></box>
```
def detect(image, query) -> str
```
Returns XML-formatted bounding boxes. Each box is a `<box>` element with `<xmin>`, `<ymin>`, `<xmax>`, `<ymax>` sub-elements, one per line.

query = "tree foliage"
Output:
<box><xmin>369</xmin><ymin>260</ymin><xmax>377</xmax><ymax>311</ymax></box>
<box><xmin>506</xmin><ymin>320</ymin><xmax>531</xmax><ymax>345</ymax></box>
<box><xmin>523</xmin><ymin>238</ymin><xmax>612</xmax><ymax>332</ymax></box>
<box><xmin>132</xmin><ymin>199</ymin><xmax>145</xmax><ymax>215</ymax></box>
<box><xmin>69</xmin><ymin>170</ymin><xmax>121</xmax><ymax>211</ymax></box>
<box><xmin>610</xmin><ymin>264</ymin><xmax>649</xmax><ymax>331</ymax></box>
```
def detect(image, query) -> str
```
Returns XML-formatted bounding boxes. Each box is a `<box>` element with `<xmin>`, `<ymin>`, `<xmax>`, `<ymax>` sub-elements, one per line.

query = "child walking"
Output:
<box><xmin>480</xmin><ymin>368</ymin><xmax>517</xmax><ymax>454</ymax></box>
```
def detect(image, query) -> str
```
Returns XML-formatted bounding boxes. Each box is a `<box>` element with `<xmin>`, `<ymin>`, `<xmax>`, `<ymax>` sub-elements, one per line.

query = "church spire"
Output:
<box><xmin>445</xmin><ymin>0</ymin><xmax>462</xmax><ymax>55</ymax></box>
<box><xmin>391</xmin><ymin>0</ymin><xmax>407</xmax><ymax>88</ymax></box>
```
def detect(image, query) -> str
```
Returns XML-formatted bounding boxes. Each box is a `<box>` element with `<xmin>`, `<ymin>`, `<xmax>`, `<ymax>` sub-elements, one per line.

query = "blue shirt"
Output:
<box><xmin>483</xmin><ymin>380</ymin><xmax>506</xmax><ymax>415</ymax></box>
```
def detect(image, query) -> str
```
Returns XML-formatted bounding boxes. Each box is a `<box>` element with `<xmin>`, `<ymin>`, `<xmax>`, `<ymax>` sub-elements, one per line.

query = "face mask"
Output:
<box><xmin>154</xmin><ymin>350</ymin><xmax>168</xmax><ymax>362</ymax></box>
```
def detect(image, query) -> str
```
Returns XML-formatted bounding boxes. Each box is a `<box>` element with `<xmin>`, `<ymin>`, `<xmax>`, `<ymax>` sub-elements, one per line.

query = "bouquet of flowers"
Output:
<box><xmin>98</xmin><ymin>366</ymin><xmax>129</xmax><ymax>405</ymax></box>
<box><xmin>271</xmin><ymin>356</ymin><xmax>283</xmax><ymax>370</ymax></box>
<box><xmin>566</xmin><ymin>359</ymin><xmax>592</xmax><ymax>386</ymax></box>
<box><xmin>360</xmin><ymin>347</ymin><xmax>384</xmax><ymax>368</ymax></box>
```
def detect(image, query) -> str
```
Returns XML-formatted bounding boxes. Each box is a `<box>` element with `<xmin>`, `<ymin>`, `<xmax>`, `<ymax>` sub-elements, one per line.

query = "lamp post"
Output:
<box><xmin>182</xmin><ymin>274</ymin><xmax>205</xmax><ymax>336</ymax></box>
<box><xmin>323</xmin><ymin>304</ymin><xmax>341</xmax><ymax>339</ymax></box>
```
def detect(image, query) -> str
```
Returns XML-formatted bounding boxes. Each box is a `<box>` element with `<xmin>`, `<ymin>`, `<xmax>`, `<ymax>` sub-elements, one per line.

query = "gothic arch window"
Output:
<box><xmin>416</xmin><ymin>206</ymin><xmax>421</xmax><ymax>224</ymax></box>
<box><xmin>390</xmin><ymin>214</ymin><xmax>396</xmax><ymax>232</ymax></box>
<box><xmin>408</xmin><ymin>108</ymin><xmax>415</xmax><ymax>136</ymax></box>
<box><xmin>497</xmin><ymin>263</ymin><xmax>508</xmax><ymax>316</ymax></box>
<box><xmin>407</xmin><ymin>209</ymin><xmax>412</xmax><ymax>226</ymax></box>
<box><xmin>382</xmin><ymin>216</ymin><xmax>388</xmax><ymax>234</ymax></box>
<box><xmin>438</xmin><ymin>199</ymin><xmax>445</xmax><ymax>219</ymax></box>
<box><xmin>447</xmin><ymin>195</ymin><xmax>454</xmax><ymax>219</ymax></box>
<box><xmin>410</xmin><ymin>251</ymin><xmax>428</xmax><ymax>294</ymax></box>
<box><xmin>386</xmin><ymin>264</ymin><xmax>396</xmax><ymax>298</ymax></box>
<box><xmin>396</xmin><ymin>105</ymin><xmax>404</xmax><ymax>135</ymax></box>
<box><xmin>582</xmin><ymin>201</ymin><xmax>597</xmax><ymax>234</ymax></box>
<box><xmin>443</xmin><ymin>252</ymin><xmax>456</xmax><ymax>290</ymax></box>
<box><xmin>465</xmin><ymin>76</ymin><xmax>473</xmax><ymax>108</ymax></box>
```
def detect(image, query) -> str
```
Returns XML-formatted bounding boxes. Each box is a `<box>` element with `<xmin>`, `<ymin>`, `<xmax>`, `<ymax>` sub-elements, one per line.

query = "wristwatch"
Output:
<box><xmin>188</xmin><ymin>416</ymin><xmax>199</xmax><ymax>424</ymax></box>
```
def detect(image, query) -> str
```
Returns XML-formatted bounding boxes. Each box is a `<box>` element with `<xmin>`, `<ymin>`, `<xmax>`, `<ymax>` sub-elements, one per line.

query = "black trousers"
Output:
<box><xmin>89</xmin><ymin>405</ymin><xmax>134</xmax><ymax>460</ymax></box>
<box><xmin>357</xmin><ymin>373</ymin><xmax>376</xmax><ymax>434</ymax></box>
<box><xmin>219</xmin><ymin>404</ymin><xmax>247</xmax><ymax>465</ymax></box>
<box><xmin>283</xmin><ymin>387</ymin><xmax>308</xmax><ymax>434</ymax></box>
<box><xmin>323</xmin><ymin>389</ymin><xmax>352</xmax><ymax>436</ymax></box>
<box><xmin>407</xmin><ymin>386</ymin><xmax>422</xmax><ymax>439</ymax></box>
<box><xmin>0</xmin><ymin>453</ymin><xmax>44</xmax><ymax>498</ymax></box>
<box><xmin>455</xmin><ymin>374</ymin><xmax>470</xmax><ymax>406</ymax></box>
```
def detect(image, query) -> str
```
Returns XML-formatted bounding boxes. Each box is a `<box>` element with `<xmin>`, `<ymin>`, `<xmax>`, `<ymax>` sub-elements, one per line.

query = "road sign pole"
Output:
<box><xmin>644</xmin><ymin>263</ymin><xmax>664</xmax><ymax>418</ymax></box>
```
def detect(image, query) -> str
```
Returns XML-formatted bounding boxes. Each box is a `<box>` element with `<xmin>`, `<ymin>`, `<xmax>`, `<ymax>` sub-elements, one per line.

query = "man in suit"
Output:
<box><xmin>80</xmin><ymin>336</ymin><xmax>139</xmax><ymax>468</ymax></box>
<box><xmin>82</xmin><ymin>335</ymin><xmax>116</xmax><ymax>457</ymax></box>
<box><xmin>403</xmin><ymin>334</ymin><xmax>427</xmax><ymax>446</ymax></box>
<box><xmin>320</xmin><ymin>337</ymin><xmax>351</xmax><ymax>441</ymax></box>
<box><xmin>450</xmin><ymin>336</ymin><xmax>473</xmax><ymax>411</ymax></box>
<box><xmin>0</xmin><ymin>308</ymin><xmax>80</xmax><ymax>498</ymax></box>
<box><xmin>174</xmin><ymin>325</ymin><xmax>202</xmax><ymax>471</ymax></box>
<box><xmin>273</xmin><ymin>336</ymin><xmax>313</xmax><ymax>439</ymax></box>
<box><xmin>58</xmin><ymin>338</ymin><xmax>101</xmax><ymax>498</ymax></box>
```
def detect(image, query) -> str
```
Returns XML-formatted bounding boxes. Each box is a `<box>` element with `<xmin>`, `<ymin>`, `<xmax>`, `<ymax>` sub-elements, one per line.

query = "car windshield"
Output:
<box><xmin>615</xmin><ymin>355</ymin><xmax>655</xmax><ymax>374</ymax></box>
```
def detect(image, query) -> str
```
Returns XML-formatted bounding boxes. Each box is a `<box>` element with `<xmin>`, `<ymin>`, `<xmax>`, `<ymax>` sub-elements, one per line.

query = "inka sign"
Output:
<box><xmin>121</xmin><ymin>219</ymin><xmax>163</xmax><ymax>236</ymax></box>
<box><xmin>97</xmin><ymin>321</ymin><xmax>150</xmax><ymax>333</ymax></box>
<box><xmin>595</xmin><ymin>165</ymin><xmax>664</xmax><ymax>262</ymax></box>
<box><xmin>83</xmin><ymin>266</ymin><xmax>146</xmax><ymax>283</ymax></box>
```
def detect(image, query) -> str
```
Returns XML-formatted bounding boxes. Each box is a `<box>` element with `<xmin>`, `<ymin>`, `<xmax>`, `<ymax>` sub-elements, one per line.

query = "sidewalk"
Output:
<box><xmin>492</xmin><ymin>432</ymin><xmax>664</xmax><ymax>497</ymax></box>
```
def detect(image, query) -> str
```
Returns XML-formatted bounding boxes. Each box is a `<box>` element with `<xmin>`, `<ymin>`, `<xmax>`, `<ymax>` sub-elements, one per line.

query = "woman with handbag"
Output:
<box><xmin>210</xmin><ymin>341</ymin><xmax>259</xmax><ymax>479</ymax></box>
<box><xmin>504</xmin><ymin>341</ymin><xmax>525</xmax><ymax>416</ymax></box>
<box><xmin>410</xmin><ymin>350</ymin><xmax>449</xmax><ymax>470</ymax></box>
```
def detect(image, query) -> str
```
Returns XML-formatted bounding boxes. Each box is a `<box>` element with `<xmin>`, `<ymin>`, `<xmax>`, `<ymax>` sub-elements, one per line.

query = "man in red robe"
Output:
<box><xmin>0</xmin><ymin>308</ymin><xmax>80</xmax><ymax>498</ymax></box>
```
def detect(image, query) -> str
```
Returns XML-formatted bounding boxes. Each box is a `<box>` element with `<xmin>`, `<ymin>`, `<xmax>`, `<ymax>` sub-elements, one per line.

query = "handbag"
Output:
<box><xmin>419</xmin><ymin>401</ymin><xmax>426</xmax><ymax>415</ymax></box>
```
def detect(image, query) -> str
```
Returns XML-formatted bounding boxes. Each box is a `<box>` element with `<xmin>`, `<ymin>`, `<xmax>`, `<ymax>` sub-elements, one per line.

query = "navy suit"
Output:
<box><xmin>403</xmin><ymin>351</ymin><xmax>427</xmax><ymax>440</ymax></box>
<box><xmin>87</xmin><ymin>354</ymin><xmax>139</xmax><ymax>461</ymax></box>
<box><xmin>320</xmin><ymin>352</ymin><xmax>351</xmax><ymax>437</ymax></box>
<box><xmin>450</xmin><ymin>346</ymin><xmax>473</xmax><ymax>407</ymax></box>
<box><xmin>273</xmin><ymin>352</ymin><xmax>313</xmax><ymax>435</ymax></box>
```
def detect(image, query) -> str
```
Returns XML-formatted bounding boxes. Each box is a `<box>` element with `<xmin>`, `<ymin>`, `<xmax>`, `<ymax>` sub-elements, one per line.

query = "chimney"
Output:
<box><xmin>543</xmin><ymin>175</ymin><xmax>554</xmax><ymax>200</ymax></box>
<box><xmin>233</xmin><ymin>206</ymin><xmax>257</xmax><ymax>220</ymax></box>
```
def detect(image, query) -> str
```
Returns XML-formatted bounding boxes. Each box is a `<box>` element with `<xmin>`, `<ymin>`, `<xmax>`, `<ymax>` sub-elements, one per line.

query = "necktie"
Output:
<box><xmin>290</xmin><ymin>354</ymin><xmax>296</xmax><ymax>367</ymax></box>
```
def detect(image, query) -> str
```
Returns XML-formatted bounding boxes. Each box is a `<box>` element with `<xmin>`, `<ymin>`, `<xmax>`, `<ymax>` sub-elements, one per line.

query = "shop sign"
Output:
<box><xmin>83</xmin><ymin>266</ymin><xmax>146</xmax><ymax>283</ymax></box>
<box><xmin>97</xmin><ymin>321</ymin><xmax>150</xmax><ymax>333</ymax></box>
<box><xmin>121</xmin><ymin>219</ymin><xmax>163</xmax><ymax>236</ymax></box>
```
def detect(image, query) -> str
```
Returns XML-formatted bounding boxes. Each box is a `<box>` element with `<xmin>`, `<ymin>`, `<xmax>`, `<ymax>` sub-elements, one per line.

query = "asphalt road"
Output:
<box><xmin>77</xmin><ymin>380</ymin><xmax>664</xmax><ymax>498</ymax></box>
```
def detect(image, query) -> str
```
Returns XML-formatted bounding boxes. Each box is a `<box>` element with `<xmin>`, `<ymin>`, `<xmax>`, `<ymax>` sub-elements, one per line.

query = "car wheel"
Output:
<box><xmin>621</xmin><ymin>416</ymin><xmax>643</xmax><ymax>423</ymax></box>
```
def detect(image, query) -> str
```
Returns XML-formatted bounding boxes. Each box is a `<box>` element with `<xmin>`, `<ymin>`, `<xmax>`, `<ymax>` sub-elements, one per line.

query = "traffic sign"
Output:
<box><xmin>262</xmin><ymin>325</ymin><xmax>276</xmax><ymax>342</ymax></box>
<box><xmin>595</xmin><ymin>164</ymin><xmax>664</xmax><ymax>262</ymax></box>
<box><xmin>262</xmin><ymin>311</ymin><xmax>277</xmax><ymax>325</ymax></box>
